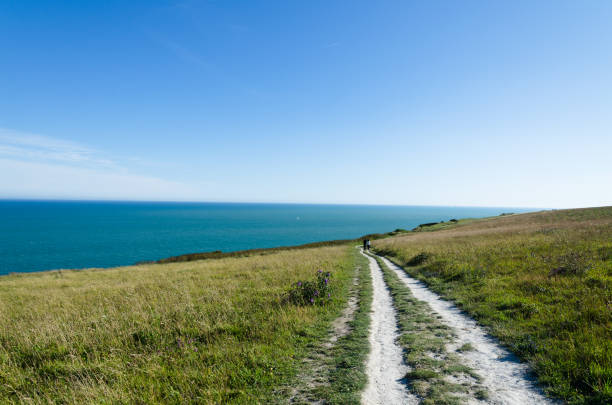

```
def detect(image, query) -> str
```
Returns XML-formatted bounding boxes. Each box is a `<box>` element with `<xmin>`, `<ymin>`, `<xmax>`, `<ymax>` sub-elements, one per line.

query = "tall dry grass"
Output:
<box><xmin>0</xmin><ymin>246</ymin><xmax>354</xmax><ymax>403</ymax></box>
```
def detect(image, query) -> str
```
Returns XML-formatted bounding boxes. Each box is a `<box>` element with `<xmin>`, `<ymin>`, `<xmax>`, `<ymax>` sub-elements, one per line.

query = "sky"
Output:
<box><xmin>1</xmin><ymin>0</ymin><xmax>611</xmax><ymax>208</ymax></box>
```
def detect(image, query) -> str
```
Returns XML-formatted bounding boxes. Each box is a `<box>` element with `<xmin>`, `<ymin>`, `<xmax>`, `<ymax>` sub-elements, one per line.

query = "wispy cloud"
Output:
<box><xmin>0</xmin><ymin>157</ymin><xmax>205</xmax><ymax>201</ymax></box>
<box><xmin>229</xmin><ymin>23</ymin><xmax>249</xmax><ymax>33</ymax></box>
<box><xmin>323</xmin><ymin>41</ymin><xmax>341</xmax><ymax>49</ymax></box>
<box><xmin>0</xmin><ymin>128</ymin><xmax>209</xmax><ymax>201</ymax></box>
<box><xmin>0</xmin><ymin>128</ymin><xmax>115</xmax><ymax>168</ymax></box>
<box><xmin>141</xmin><ymin>27</ymin><xmax>265</xmax><ymax>98</ymax></box>
<box><xmin>142</xmin><ymin>30</ymin><xmax>212</xmax><ymax>70</ymax></box>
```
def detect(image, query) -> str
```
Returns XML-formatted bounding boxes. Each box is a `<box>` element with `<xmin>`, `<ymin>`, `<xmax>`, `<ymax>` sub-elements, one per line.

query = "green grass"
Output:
<box><xmin>0</xmin><ymin>245</ymin><xmax>357</xmax><ymax>403</ymax></box>
<box><xmin>369</xmin><ymin>253</ymin><xmax>484</xmax><ymax>404</ymax></box>
<box><xmin>155</xmin><ymin>229</ymin><xmax>410</xmax><ymax>265</ymax></box>
<box><xmin>410</xmin><ymin>217</ymin><xmax>487</xmax><ymax>233</ymax></box>
<box><xmin>373</xmin><ymin>206</ymin><xmax>612</xmax><ymax>404</ymax></box>
<box><xmin>324</xmin><ymin>248</ymin><xmax>372</xmax><ymax>403</ymax></box>
<box><xmin>155</xmin><ymin>238</ymin><xmax>355</xmax><ymax>264</ymax></box>
<box><xmin>279</xmin><ymin>247</ymin><xmax>372</xmax><ymax>404</ymax></box>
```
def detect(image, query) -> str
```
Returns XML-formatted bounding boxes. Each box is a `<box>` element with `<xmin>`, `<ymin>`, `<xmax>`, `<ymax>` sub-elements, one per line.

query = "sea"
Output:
<box><xmin>0</xmin><ymin>201</ymin><xmax>535</xmax><ymax>275</ymax></box>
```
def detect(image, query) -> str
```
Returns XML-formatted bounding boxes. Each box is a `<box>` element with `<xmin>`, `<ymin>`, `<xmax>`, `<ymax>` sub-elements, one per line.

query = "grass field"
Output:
<box><xmin>373</xmin><ymin>207</ymin><xmax>612</xmax><ymax>404</ymax></box>
<box><xmin>0</xmin><ymin>245</ymin><xmax>356</xmax><ymax>403</ymax></box>
<box><xmin>324</xmin><ymin>249</ymin><xmax>371</xmax><ymax>403</ymax></box>
<box><xmin>2</xmin><ymin>206</ymin><xmax>610</xmax><ymax>404</ymax></box>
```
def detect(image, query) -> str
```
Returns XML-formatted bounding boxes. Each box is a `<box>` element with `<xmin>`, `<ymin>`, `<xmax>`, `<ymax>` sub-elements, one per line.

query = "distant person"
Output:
<box><xmin>366</xmin><ymin>239</ymin><xmax>371</xmax><ymax>251</ymax></box>
<box><xmin>363</xmin><ymin>239</ymin><xmax>367</xmax><ymax>251</ymax></box>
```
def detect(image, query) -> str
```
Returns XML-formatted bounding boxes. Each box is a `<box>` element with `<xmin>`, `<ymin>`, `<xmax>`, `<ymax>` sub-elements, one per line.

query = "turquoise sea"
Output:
<box><xmin>0</xmin><ymin>201</ymin><xmax>534</xmax><ymax>275</ymax></box>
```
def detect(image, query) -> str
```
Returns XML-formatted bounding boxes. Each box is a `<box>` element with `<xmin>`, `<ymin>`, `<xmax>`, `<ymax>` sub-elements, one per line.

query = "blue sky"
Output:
<box><xmin>1</xmin><ymin>0</ymin><xmax>611</xmax><ymax>208</ymax></box>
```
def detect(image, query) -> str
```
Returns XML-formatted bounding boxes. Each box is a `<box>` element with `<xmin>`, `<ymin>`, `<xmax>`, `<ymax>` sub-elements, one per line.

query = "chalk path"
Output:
<box><xmin>360</xmin><ymin>250</ymin><xmax>416</xmax><ymax>405</ymax></box>
<box><xmin>376</xmin><ymin>254</ymin><xmax>556</xmax><ymax>405</ymax></box>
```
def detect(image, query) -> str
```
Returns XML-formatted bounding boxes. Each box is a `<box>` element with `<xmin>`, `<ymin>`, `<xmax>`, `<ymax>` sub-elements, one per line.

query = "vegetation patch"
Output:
<box><xmin>409</xmin><ymin>217</ymin><xmax>481</xmax><ymax>233</ymax></box>
<box><xmin>320</xmin><ymin>249</ymin><xmax>373</xmax><ymax>403</ymax></box>
<box><xmin>373</xmin><ymin>206</ymin><xmax>612</xmax><ymax>404</ymax></box>
<box><xmin>155</xmin><ymin>227</ymin><xmax>412</xmax><ymax>265</ymax></box>
<box><xmin>457</xmin><ymin>343</ymin><xmax>474</xmax><ymax>353</ymax></box>
<box><xmin>156</xmin><ymin>239</ymin><xmax>354</xmax><ymax>263</ymax></box>
<box><xmin>282</xmin><ymin>248</ymin><xmax>373</xmax><ymax>403</ymax></box>
<box><xmin>286</xmin><ymin>269</ymin><xmax>334</xmax><ymax>306</ymax></box>
<box><xmin>406</xmin><ymin>252</ymin><xmax>432</xmax><ymax>267</ymax></box>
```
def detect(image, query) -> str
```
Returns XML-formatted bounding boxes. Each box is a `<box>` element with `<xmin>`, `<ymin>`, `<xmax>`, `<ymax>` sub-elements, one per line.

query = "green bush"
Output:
<box><xmin>406</xmin><ymin>252</ymin><xmax>431</xmax><ymax>266</ymax></box>
<box><xmin>286</xmin><ymin>269</ymin><xmax>333</xmax><ymax>305</ymax></box>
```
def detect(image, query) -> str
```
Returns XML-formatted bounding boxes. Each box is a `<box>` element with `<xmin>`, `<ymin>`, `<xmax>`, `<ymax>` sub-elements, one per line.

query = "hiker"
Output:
<box><xmin>363</xmin><ymin>239</ymin><xmax>367</xmax><ymax>250</ymax></box>
<box><xmin>366</xmin><ymin>239</ymin><xmax>371</xmax><ymax>251</ymax></box>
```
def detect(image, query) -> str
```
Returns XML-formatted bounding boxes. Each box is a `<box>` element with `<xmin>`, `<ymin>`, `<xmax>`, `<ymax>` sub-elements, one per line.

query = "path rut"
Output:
<box><xmin>361</xmin><ymin>251</ymin><xmax>416</xmax><ymax>405</ymax></box>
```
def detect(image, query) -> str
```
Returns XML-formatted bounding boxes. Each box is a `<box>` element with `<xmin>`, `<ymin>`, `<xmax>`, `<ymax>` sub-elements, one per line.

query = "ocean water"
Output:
<box><xmin>0</xmin><ymin>201</ymin><xmax>533</xmax><ymax>275</ymax></box>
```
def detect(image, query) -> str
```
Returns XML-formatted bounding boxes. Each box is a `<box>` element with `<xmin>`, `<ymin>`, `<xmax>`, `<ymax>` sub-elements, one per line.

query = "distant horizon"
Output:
<box><xmin>0</xmin><ymin>202</ymin><xmax>535</xmax><ymax>274</ymax></box>
<box><xmin>0</xmin><ymin>197</ymin><xmax>547</xmax><ymax>210</ymax></box>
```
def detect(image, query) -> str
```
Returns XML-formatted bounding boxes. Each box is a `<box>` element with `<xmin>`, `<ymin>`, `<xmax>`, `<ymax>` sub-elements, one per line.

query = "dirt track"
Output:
<box><xmin>361</xmin><ymin>250</ymin><xmax>554</xmax><ymax>404</ymax></box>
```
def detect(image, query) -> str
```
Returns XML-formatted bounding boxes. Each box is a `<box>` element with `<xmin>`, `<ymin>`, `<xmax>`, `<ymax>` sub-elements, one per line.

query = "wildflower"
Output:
<box><xmin>317</xmin><ymin>269</ymin><xmax>323</xmax><ymax>273</ymax></box>
<box><xmin>324</xmin><ymin>278</ymin><xmax>328</xmax><ymax>284</ymax></box>
<box><xmin>297</xmin><ymin>281</ymin><xmax>302</xmax><ymax>287</ymax></box>
<box><xmin>326</xmin><ymin>272</ymin><xmax>330</xmax><ymax>277</ymax></box>
<box><xmin>310</xmin><ymin>298</ymin><xmax>315</xmax><ymax>304</ymax></box>
<box><xmin>328</xmin><ymin>293</ymin><xmax>331</xmax><ymax>298</ymax></box>
<box><xmin>314</xmin><ymin>290</ymin><xmax>319</xmax><ymax>296</ymax></box>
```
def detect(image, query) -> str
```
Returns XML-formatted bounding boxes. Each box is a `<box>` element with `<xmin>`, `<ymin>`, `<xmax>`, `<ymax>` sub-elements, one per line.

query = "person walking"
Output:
<box><xmin>366</xmin><ymin>239</ymin><xmax>371</xmax><ymax>251</ymax></box>
<box><xmin>363</xmin><ymin>239</ymin><xmax>367</xmax><ymax>251</ymax></box>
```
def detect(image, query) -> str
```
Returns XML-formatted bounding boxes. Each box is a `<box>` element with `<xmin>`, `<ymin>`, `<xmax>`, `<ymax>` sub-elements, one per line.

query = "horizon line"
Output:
<box><xmin>0</xmin><ymin>197</ymin><xmax>549</xmax><ymax>210</ymax></box>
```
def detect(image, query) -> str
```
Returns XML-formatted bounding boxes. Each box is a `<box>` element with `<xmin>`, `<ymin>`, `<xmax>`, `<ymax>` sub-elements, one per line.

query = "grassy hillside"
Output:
<box><xmin>0</xmin><ymin>245</ymin><xmax>356</xmax><ymax>403</ymax></box>
<box><xmin>154</xmin><ymin>229</ymin><xmax>408</xmax><ymax>265</ymax></box>
<box><xmin>155</xmin><ymin>238</ymin><xmax>354</xmax><ymax>264</ymax></box>
<box><xmin>373</xmin><ymin>207</ymin><xmax>612</xmax><ymax>404</ymax></box>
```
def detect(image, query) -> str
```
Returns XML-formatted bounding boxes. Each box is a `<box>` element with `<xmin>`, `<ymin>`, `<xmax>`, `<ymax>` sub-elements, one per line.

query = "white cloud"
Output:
<box><xmin>0</xmin><ymin>129</ymin><xmax>207</xmax><ymax>201</ymax></box>
<box><xmin>0</xmin><ymin>128</ymin><xmax>115</xmax><ymax>168</ymax></box>
<box><xmin>0</xmin><ymin>158</ymin><xmax>206</xmax><ymax>201</ymax></box>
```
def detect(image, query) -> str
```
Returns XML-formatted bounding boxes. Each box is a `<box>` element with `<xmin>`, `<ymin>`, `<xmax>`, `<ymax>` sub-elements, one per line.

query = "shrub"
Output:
<box><xmin>548</xmin><ymin>252</ymin><xmax>592</xmax><ymax>276</ymax></box>
<box><xmin>286</xmin><ymin>269</ymin><xmax>333</xmax><ymax>305</ymax></box>
<box><xmin>406</xmin><ymin>252</ymin><xmax>431</xmax><ymax>267</ymax></box>
<box><xmin>598</xmin><ymin>246</ymin><xmax>612</xmax><ymax>261</ymax></box>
